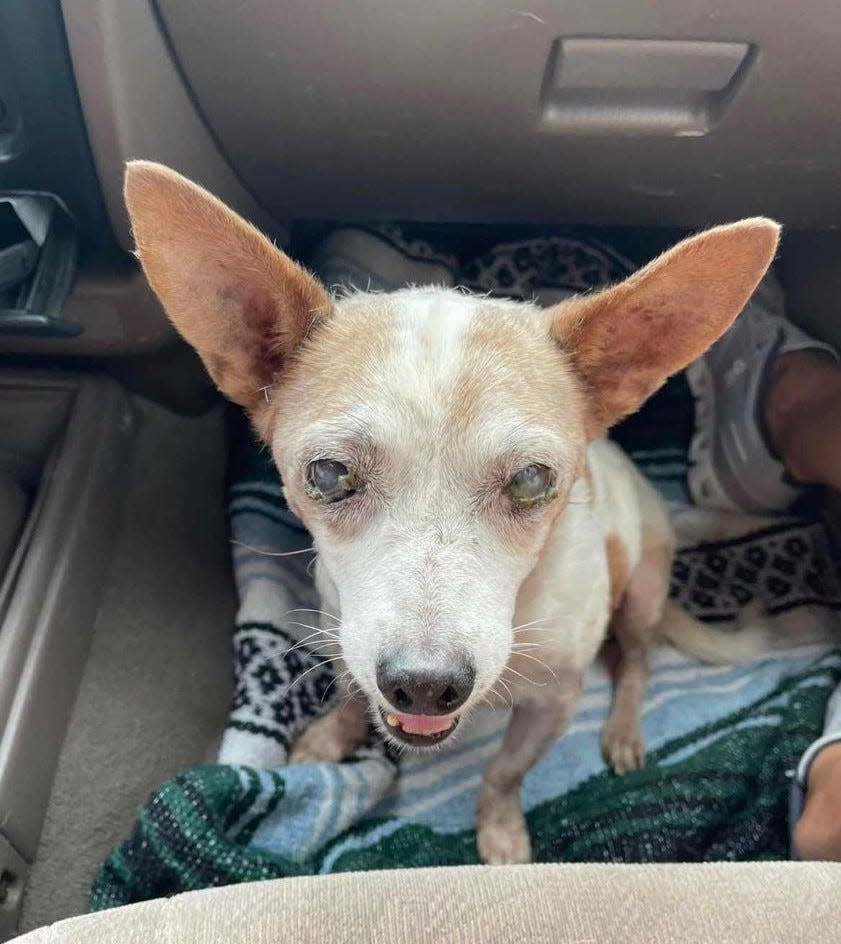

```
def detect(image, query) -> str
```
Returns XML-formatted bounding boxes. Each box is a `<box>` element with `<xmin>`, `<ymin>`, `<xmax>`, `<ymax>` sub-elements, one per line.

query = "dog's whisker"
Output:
<box><xmin>495</xmin><ymin>678</ymin><xmax>515</xmax><ymax>708</ymax></box>
<box><xmin>284</xmin><ymin>620</ymin><xmax>341</xmax><ymax>637</ymax></box>
<box><xmin>303</xmin><ymin>641</ymin><xmax>342</xmax><ymax>657</ymax></box>
<box><xmin>283</xmin><ymin>621</ymin><xmax>326</xmax><ymax>635</ymax></box>
<box><xmin>287</xmin><ymin>624</ymin><xmax>339</xmax><ymax>645</ymax></box>
<box><xmin>503</xmin><ymin>665</ymin><xmax>547</xmax><ymax>688</ymax></box>
<box><xmin>282</xmin><ymin>626</ymin><xmax>340</xmax><ymax>649</ymax></box>
<box><xmin>338</xmin><ymin>693</ymin><xmax>355</xmax><ymax>709</ymax></box>
<box><xmin>510</xmin><ymin>651</ymin><xmax>558</xmax><ymax>680</ymax></box>
<box><xmin>511</xmin><ymin>615</ymin><xmax>555</xmax><ymax>629</ymax></box>
<box><xmin>283</xmin><ymin>607</ymin><xmax>341</xmax><ymax>623</ymax></box>
<box><xmin>283</xmin><ymin>634</ymin><xmax>329</xmax><ymax>655</ymax></box>
<box><xmin>230</xmin><ymin>540</ymin><xmax>316</xmax><ymax>558</ymax></box>
<box><xmin>283</xmin><ymin>637</ymin><xmax>340</xmax><ymax>657</ymax></box>
<box><xmin>321</xmin><ymin>668</ymin><xmax>352</xmax><ymax>703</ymax></box>
<box><xmin>308</xmin><ymin>639</ymin><xmax>342</xmax><ymax>653</ymax></box>
<box><xmin>285</xmin><ymin>657</ymin><xmax>343</xmax><ymax>694</ymax></box>
<box><xmin>511</xmin><ymin>615</ymin><xmax>558</xmax><ymax>634</ymax></box>
<box><xmin>283</xmin><ymin>641</ymin><xmax>341</xmax><ymax>656</ymax></box>
<box><xmin>283</xmin><ymin>635</ymin><xmax>324</xmax><ymax>655</ymax></box>
<box><xmin>344</xmin><ymin>675</ymin><xmax>362</xmax><ymax>698</ymax></box>
<box><xmin>479</xmin><ymin>693</ymin><xmax>498</xmax><ymax>712</ymax></box>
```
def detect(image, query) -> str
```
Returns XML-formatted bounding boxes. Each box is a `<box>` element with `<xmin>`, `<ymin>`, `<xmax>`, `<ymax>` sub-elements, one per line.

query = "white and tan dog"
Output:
<box><xmin>125</xmin><ymin>161</ymin><xmax>778</xmax><ymax>864</ymax></box>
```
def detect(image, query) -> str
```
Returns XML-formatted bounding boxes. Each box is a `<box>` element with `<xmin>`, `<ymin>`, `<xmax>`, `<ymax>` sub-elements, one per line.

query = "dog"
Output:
<box><xmin>124</xmin><ymin>161</ymin><xmax>778</xmax><ymax>864</ymax></box>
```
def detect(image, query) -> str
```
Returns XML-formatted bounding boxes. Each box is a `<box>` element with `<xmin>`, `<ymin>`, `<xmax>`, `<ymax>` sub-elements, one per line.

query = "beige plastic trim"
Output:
<box><xmin>58</xmin><ymin>0</ymin><xmax>284</xmax><ymax>251</ymax></box>
<box><xmin>0</xmin><ymin>476</ymin><xmax>26</xmax><ymax>578</ymax></box>
<box><xmin>0</xmin><ymin>371</ymin><xmax>136</xmax><ymax>874</ymax></box>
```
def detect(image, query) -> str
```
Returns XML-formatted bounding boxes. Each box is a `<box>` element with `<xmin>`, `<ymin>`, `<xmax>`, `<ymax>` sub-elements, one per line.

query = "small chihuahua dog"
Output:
<box><xmin>125</xmin><ymin>161</ymin><xmax>778</xmax><ymax>864</ymax></box>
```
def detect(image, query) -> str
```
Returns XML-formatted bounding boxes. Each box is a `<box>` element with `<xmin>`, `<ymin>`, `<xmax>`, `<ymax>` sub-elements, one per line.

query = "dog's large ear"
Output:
<box><xmin>124</xmin><ymin>161</ymin><xmax>331</xmax><ymax>429</ymax></box>
<box><xmin>551</xmin><ymin>218</ymin><xmax>779</xmax><ymax>437</ymax></box>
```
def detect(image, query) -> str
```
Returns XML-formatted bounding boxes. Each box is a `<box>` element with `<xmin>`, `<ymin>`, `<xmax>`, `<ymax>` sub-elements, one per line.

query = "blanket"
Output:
<box><xmin>91</xmin><ymin>229</ymin><xmax>841</xmax><ymax>910</ymax></box>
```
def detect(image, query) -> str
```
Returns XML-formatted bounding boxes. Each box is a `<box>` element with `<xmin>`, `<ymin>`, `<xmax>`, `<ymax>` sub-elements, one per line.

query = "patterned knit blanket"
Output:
<box><xmin>91</xmin><ymin>231</ymin><xmax>841</xmax><ymax>910</ymax></box>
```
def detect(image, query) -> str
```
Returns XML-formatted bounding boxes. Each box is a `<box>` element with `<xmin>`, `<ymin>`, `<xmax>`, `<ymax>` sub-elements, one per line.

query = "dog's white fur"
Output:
<box><xmin>279</xmin><ymin>290</ymin><xmax>597</xmax><ymax>719</ymax></box>
<box><xmin>123</xmin><ymin>161</ymin><xmax>780</xmax><ymax>864</ymax></box>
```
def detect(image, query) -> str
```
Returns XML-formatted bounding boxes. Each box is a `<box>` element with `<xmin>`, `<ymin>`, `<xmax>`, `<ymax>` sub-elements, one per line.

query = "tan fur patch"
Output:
<box><xmin>446</xmin><ymin>305</ymin><xmax>583</xmax><ymax>440</ymax></box>
<box><xmin>606</xmin><ymin>532</ymin><xmax>630</xmax><ymax>612</ymax></box>
<box><xmin>265</xmin><ymin>293</ymin><xmax>397</xmax><ymax>438</ymax></box>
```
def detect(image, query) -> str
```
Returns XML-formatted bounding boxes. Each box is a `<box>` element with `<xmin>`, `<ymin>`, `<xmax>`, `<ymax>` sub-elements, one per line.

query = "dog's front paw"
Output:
<box><xmin>288</xmin><ymin>714</ymin><xmax>353</xmax><ymax>765</ymax></box>
<box><xmin>476</xmin><ymin>797</ymin><xmax>532</xmax><ymax>865</ymax></box>
<box><xmin>601</xmin><ymin>717</ymin><xmax>645</xmax><ymax>775</ymax></box>
<box><xmin>288</xmin><ymin>737</ymin><xmax>339</xmax><ymax>765</ymax></box>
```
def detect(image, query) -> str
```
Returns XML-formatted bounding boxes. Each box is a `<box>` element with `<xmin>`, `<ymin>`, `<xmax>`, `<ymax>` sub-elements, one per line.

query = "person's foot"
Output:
<box><xmin>763</xmin><ymin>350</ymin><xmax>841</xmax><ymax>491</ymax></box>
<box><xmin>793</xmin><ymin>741</ymin><xmax>841</xmax><ymax>860</ymax></box>
<box><xmin>309</xmin><ymin>226</ymin><xmax>456</xmax><ymax>293</ymax></box>
<box><xmin>686</xmin><ymin>272</ymin><xmax>838</xmax><ymax>514</ymax></box>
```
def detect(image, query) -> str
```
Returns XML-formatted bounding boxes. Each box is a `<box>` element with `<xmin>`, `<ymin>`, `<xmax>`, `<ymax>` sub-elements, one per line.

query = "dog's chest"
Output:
<box><xmin>509</xmin><ymin>498</ymin><xmax>610</xmax><ymax>684</ymax></box>
<box><xmin>506</xmin><ymin>440</ymin><xmax>648</xmax><ymax>688</ymax></box>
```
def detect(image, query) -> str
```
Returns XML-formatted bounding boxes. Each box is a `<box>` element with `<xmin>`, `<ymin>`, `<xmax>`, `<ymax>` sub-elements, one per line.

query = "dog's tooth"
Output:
<box><xmin>385</xmin><ymin>713</ymin><xmax>400</xmax><ymax>728</ymax></box>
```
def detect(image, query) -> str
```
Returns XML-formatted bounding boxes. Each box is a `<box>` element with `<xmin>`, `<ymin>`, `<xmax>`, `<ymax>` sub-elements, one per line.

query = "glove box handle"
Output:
<box><xmin>539</xmin><ymin>38</ymin><xmax>755</xmax><ymax>136</ymax></box>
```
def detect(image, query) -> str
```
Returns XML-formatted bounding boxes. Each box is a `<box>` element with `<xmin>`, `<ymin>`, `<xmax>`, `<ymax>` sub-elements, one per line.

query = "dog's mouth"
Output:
<box><xmin>378</xmin><ymin>707</ymin><xmax>460</xmax><ymax>746</ymax></box>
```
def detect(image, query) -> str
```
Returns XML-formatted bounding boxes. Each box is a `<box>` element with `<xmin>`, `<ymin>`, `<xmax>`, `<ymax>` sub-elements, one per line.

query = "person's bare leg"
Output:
<box><xmin>762</xmin><ymin>352</ymin><xmax>841</xmax><ymax>859</ymax></box>
<box><xmin>793</xmin><ymin>741</ymin><xmax>841</xmax><ymax>860</ymax></box>
<box><xmin>764</xmin><ymin>351</ymin><xmax>841</xmax><ymax>492</ymax></box>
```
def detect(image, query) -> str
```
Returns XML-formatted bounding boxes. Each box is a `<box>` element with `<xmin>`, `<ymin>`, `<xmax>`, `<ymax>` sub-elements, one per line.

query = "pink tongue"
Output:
<box><xmin>397</xmin><ymin>713</ymin><xmax>454</xmax><ymax>736</ymax></box>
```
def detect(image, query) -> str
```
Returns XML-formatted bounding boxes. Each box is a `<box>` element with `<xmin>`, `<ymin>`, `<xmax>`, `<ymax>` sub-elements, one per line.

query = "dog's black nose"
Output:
<box><xmin>376</xmin><ymin>652</ymin><xmax>475</xmax><ymax>715</ymax></box>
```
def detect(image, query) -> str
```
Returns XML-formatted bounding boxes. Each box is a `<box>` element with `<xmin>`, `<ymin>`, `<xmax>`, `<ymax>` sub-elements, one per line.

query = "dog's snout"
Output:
<box><xmin>376</xmin><ymin>652</ymin><xmax>475</xmax><ymax>715</ymax></box>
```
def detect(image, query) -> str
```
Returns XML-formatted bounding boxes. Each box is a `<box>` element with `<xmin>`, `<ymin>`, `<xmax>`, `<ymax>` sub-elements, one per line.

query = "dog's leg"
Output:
<box><xmin>476</xmin><ymin>677</ymin><xmax>581</xmax><ymax>865</ymax></box>
<box><xmin>288</xmin><ymin>691</ymin><xmax>369</xmax><ymax>764</ymax></box>
<box><xmin>601</xmin><ymin>540</ymin><xmax>671</xmax><ymax>774</ymax></box>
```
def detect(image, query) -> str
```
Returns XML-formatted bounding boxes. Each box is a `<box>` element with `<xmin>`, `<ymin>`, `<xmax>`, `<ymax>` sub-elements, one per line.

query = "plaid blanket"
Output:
<box><xmin>91</xmin><ymin>231</ymin><xmax>841</xmax><ymax>910</ymax></box>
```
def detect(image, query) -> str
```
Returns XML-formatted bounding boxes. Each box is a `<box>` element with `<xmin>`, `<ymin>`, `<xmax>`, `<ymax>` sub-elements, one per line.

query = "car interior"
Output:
<box><xmin>3</xmin><ymin>1</ymin><xmax>841</xmax><ymax>940</ymax></box>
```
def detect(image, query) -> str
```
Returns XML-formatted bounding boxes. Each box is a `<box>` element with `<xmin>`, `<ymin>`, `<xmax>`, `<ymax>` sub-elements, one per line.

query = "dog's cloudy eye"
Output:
<box><xmin>506</xmin><ymin>464</ymin><xmax>556</xmax><ymax>506</ymax></box>
<box><xmin>305</xmin><ymin>459</ymin><xmax>357</xmax><ymax>504</ymax></box>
